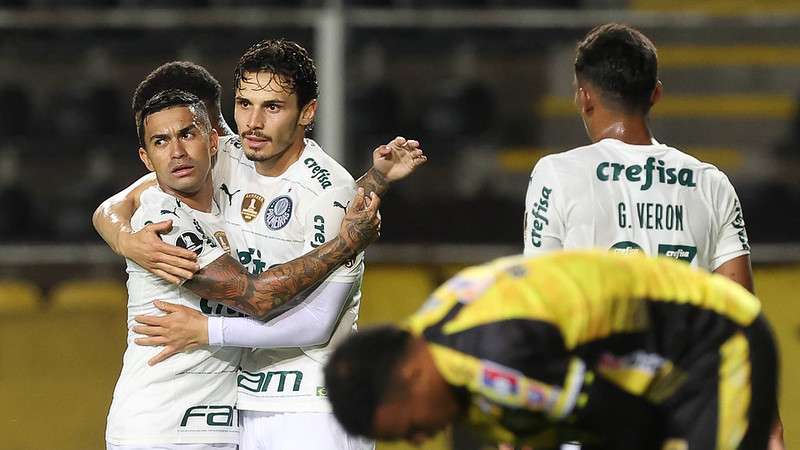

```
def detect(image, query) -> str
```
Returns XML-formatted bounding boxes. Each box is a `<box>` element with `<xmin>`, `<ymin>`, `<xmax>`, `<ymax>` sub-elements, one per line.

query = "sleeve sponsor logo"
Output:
<box><xmin>175</xmin><ymin>232</ymin><xmax>204</xmax><ymax>255</ymax></box>
<box><xmin>311</xmin><ymin>215</ymin><xmax>326</xmax><ymax>248</ymax></box>
<box><xmin>265</xmin><ymin>196</ymin><xmax>293</xmax><ymax>230</ymax></box>
<box><xmin>529</xmin><ymin>186</ymin><xmax>552</xmax><ymax>248</ymax></box>
<box><xmin>241</xmin><ymin>193</ymin><xmax>265</xmax><ymax>222</ymax></box>
<box><xmin>477</xmin><ymin>361</ymin><xmax>560</xmax><ymax>413</ymax></box>
<box><xmin>596</xmin><ymin>157</ymin><xmax>696</xmax><ymax>191</ymax></box>
<box><xmin>731</xmin><ymin>199</ymin><xmax>750</xmax><ymax>251</ymax></box>
<box><xmin>304</xmin><ymin>157</ymin><xmax>333</xmax><ymax>189</ymax></box>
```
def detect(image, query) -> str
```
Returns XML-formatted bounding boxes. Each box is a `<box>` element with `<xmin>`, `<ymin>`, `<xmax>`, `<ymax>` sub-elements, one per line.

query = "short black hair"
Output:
<box><xmin>574</xmin><ymin>23</ymin><xmax>659</xmax><ymax>115</ymax></box>
<box><xmin>137</xmin><ymin>89</ymin><xmax>210</xmax><ymax>148</ymax></box>
<box><xmin>132</xmin><ymin>61</ymin><xmax>222</xmax><ymax>121</ymax></box>
<box><xmin>324</xmin><ymin>325</ymin><xmax>414</xmax><ymax>437</ymax></box>
<box><xmin>234</xmin><ymin>39</ymin><xmax>319</xmax><ymax>110</ymax></box>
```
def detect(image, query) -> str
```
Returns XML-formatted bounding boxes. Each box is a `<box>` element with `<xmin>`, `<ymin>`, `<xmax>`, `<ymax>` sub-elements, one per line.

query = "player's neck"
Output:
<box><xmin>254</xmin><ymin>135</ymin><xmax>306</xmax><ymax>177</ymax></box>
<box><xmin>589</xmin><ymin>114</ymin><xmax>653</xmax><ymax>146</ymax></box>
<box><xmin>160</xmin><ymin>179</ymin><xmax>214</xmax><ymax>213</ymax></box>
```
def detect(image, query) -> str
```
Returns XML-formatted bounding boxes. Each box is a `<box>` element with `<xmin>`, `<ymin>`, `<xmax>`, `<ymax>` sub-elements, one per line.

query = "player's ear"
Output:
<box><xmin>209</xmin><ymin>128</ymin><xmax>219</xmax><ymax>157</ymax></box>
<box><xmin>139</xmin><ymin>147</ymin><xmax>155</xmax><ymax>172</ymax></box>
<box><xmin>299</xmin><ymin>99</ymin><xmax>317</xmax><ymax>128</ymax></box>
<box><xmin>650</xmin><ymin>81</ymin><xmax>663</xmax><ymax>108</ymax></box>
<box><xmin>578</xmin><ymin>86</ymin><xmax>593</xmax><ymax>115</ymax></box>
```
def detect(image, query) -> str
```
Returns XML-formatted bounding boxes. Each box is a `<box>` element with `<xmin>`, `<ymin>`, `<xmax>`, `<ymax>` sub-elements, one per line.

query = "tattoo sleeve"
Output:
<box><xmin>184</xmin><ymin>236</ymin><xmax>355</xmax><ymax>321</ymax></box>
<box><xmin>356</xmin><ymin>167</ymin><xmax>389</xmax><ymax>196</ymax></box>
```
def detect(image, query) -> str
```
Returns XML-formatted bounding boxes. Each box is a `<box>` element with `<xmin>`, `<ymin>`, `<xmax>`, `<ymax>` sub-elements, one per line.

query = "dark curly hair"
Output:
<box><xmin>324</xmin><ymin>325</ymin><xmax>414</xmax><ymax>437</ymax></box>
<box><xmin>132</xmin><ymin>61</ymin><xmax>222</xmax><ymax>122</ymax></box>
<box><xmin>137</xmin><ymin>89</ymin><xmax>210</xmax><ymax>148</ymax></box>
<box><xmin>233</xmin><ymin>39</ymin><xmax>319</xmax><ymax>109</ymax></box>
<box><xmin>575</xmin><ymin>23</ymin><xmax>659</xmax><ymax>115</ymax></box>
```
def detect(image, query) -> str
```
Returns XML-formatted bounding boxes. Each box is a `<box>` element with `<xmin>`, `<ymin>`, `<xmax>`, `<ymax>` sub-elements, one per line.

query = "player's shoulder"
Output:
<box><xmin>132</xmin><ymin>186</ymin><xmax>187</xmax><ymax>229</ymax></box>
<box><xmin>661</xmin><ymin>145</ymin><xmax>733</xmax><ymax>186</ymax></box>
<box><xmin>295</xmin><ymin>139</ymin><xmax>356</xmax><ymax>192</ymax></box>
<box><xmin>217</xmin><ymin>134</ymin><xmax>248</xmax><ymax>162</ymax></box>
<box><xmin>534</xmin><ymin>142</ymin><xmax>602</xmax><ymax>171</ymax></box>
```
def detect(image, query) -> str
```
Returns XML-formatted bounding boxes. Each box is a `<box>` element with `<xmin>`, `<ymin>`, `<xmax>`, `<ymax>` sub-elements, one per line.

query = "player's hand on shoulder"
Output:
<box><xmin>339</xmin><ymin>187</ymin><xmax>381</xmax><ymax>253</ymax></box>
<box><xmin>121</xmin><ymin>220</ymin><xmax>200</xmax><ymax>285</ymax></box>
<box><xmin>133</xmin><ymin>300</ymin><xmax>208</xmax><ymax>366</ymax></box>
<box><xmin>372</xmin><ymin>136</ymin><xmax>427</xmax><ymax>182</ymax></box>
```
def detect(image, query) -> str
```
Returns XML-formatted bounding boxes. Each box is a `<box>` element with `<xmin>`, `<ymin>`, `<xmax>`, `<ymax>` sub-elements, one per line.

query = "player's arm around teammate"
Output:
<box><xmin>92</xmin><ymin>135</ymin><xmax>426</xmax><ymax>285</ymax></box>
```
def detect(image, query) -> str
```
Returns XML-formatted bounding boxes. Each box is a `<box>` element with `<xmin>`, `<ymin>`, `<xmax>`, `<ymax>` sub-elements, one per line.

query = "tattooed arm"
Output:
<box><xmin>184</xmin><ymin>189</ymin><xmax>380</xmax><ymax>321</ymax></box>
<box><xmin>356</xmin><ymin>136</ymin><xmax>427</xmax><ymax>196</ymax></box>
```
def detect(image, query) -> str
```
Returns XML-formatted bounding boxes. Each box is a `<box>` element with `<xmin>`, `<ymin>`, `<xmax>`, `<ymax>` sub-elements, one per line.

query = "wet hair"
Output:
<box><xmin>574</xmin><ymin>23</ymin><xmax>659</xmax><ymax>115</ymax></box>
<box><xmin>137</xmin><ymin>89</ymin><xmax>210</xmax><ymax>148</ymax></box>
<box><xmin>324</xmin><ymin>325</ymin><xmax>414</xmax><ymax>437</ymax></box>
<box><xmin>233</xmin><ymin>39</ymin><xmax>319</xmax><ymax>110</ymax></box>
<box><xmin>132</xmin><ymin>61</ymin><xmax>222</xmax><ymax>121</ymax></box>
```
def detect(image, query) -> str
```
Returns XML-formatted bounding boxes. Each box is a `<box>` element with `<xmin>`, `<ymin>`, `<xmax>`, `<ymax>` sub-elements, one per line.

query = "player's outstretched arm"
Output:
<box><xmin>356</xmin><ymin>136</ymin><xmax>427</xmax><ymax>196</ymax></box>
<box><xmin>184</xmin><ymin>188</ymin><xmax>380</xmax><ymax>321</ymax></box>
<box><xmin>92</xmin><ymin>173</ymin><xmax>200</xmax><ymax>284</ymax></box>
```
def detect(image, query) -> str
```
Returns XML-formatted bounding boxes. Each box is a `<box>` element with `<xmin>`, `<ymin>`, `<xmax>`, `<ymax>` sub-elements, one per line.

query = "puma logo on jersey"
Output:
<box><xmin>160</xmin><ymin>206</ymin><xmax>179</xmax><ymax>217</ymax></box>
<box><xmin>596</xmin><ymin>157</ymin><xmax>697</xmax><ymax>191</ymax></box>
<box><xmin>220</xmin><ymin>183</ymin><xmax>241</xmax><ymax>206</ymax></box>
<box><xmin>304</xmin><ymin>157</ymin><xmax>333</xmax><ymax>189</ymax></box>
<box><xmin>333</xmin><ymin>200</ymin><xmax>349</xmax><ymax>211</ymax></box>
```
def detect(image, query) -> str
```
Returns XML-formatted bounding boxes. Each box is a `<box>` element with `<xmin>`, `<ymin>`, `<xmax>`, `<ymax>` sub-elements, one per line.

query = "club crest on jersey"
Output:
<box><xmin>175</xmin><ymin>232</ymin><xmax>204</xmax><ymax>255</ymax></box>
<box><xmin>241</xmin><ymin>193</ymin><xmax>265</xmax><ymax>222</ymax></box>
<box><xmin>265</xmin><ymin>196</ymin><xmax>293</xmax><ymax>230</ymax></box>
<box><xmin>214</xmin><ymin>231</ymin><xmax>231</xmax><ymax>252</ymax></box>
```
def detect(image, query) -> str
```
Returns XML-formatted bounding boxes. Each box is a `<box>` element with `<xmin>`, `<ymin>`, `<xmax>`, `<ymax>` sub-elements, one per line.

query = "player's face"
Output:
<box><xmin>372</xmin><ymin>396</ymin><xmax>452</xmax><ymax>445</ymax></box>
<box><xmin>139</xmin><ymin>106</ymin><xmax>218</xmax><ymax>195</ymax></box>
<box><xmin>234</xmin><ymin>71</ymin><xmax>316</xmax><ymax>163</ymax></box>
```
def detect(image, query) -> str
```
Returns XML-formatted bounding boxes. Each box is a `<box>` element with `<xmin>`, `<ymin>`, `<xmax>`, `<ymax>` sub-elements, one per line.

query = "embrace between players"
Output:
<box><xmin>95</xmin><ymin>26</ymin><xmax>781</xmax><ymax>450</ymax></box>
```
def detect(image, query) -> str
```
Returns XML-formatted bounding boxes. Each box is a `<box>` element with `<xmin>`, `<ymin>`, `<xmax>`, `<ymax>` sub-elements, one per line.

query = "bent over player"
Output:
<box><xmin>325</xmin><ymin>252</ymin><xmax>778</xmax><ymax>450</ymax></box>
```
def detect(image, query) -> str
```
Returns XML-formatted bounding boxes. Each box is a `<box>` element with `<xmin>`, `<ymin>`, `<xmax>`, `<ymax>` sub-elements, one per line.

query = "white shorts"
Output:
<box><xmin>240</xmin><ymin>410</ymin><xmax>374</xmax><ymax>450</ymax></box>
<box><xmin>107</xmin><ymin>444</ymin><xmax>237</xmax><ymax>450</ymax></box>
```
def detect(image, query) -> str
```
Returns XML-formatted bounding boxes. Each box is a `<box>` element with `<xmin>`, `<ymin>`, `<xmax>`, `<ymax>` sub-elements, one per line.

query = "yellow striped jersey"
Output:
<box><xmin>404</xmin><ymin>251</ymin><xmax>760</xmax><ymax>446</ymax></box>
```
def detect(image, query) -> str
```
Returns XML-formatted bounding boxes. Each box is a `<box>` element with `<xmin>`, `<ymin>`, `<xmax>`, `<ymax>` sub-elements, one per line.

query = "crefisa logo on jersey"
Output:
<box><xmin>265</xmin><ymin>196</ymin><xmax>293</xmax><ymax>230</ymax></box>
<box><xmin>241</xmin><ymin>193</ymin><xmax>265</xmax><ymax>222</ymax></box>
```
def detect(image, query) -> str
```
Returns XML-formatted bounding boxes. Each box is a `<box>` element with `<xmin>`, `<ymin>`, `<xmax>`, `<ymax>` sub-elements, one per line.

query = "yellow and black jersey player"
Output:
<box><xmin>325</xmin><ymin>251</ymin><xmax>778</xmax><ymax>450</ymax></box>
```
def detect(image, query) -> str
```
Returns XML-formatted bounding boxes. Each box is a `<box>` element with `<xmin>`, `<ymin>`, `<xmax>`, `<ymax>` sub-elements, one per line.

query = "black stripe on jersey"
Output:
<box><xmin>423</xmin><ymin>303</ymin><xmax>568</xmax><ymax>385</ymax></box>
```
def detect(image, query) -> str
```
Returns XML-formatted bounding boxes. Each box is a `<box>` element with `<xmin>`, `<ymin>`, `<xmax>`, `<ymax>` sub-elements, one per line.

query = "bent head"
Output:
<box><xmin>233</xmin><ymin>39</ymin><xmax>318</xmax><ymax>163</ymax></box>
<box><xmin>573</xmin><ymin>23</ymin><xmax>661</xmax><ymax>134</ymax></box>
<box><xmin>324</xmin><ymin>326</ymin><xmax>462</xmax><ymax>446</ymax></box>
<box><xmin>132</xmin><ymin>61</ymin><xmax>226</xmax><ymax>135</ymax></box>
<box><xmin>137</xmin><ymin>89</ymin><xmax>218</xmax><ymax>197</ymax></box>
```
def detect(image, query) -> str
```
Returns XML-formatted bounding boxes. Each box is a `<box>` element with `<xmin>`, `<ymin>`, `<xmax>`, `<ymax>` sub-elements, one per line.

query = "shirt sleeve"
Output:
<box><xmin>523</xmin><ymin>157</ymin><xmax>565</xmax><ymax>256</ymax></box>
<box><xmin>207</xmin><ymin>280</ymin><xmax>355</xmax><ymax>348</ymax></box>
<box><xmin>302</xmin><ymin>186</ymin><xmax>364</xmax><ymax>283</ymax></box>
<box><xmin>710</xmin><ymin>173</ymin><xmax>751</xmax><ymax>270</ymax></box>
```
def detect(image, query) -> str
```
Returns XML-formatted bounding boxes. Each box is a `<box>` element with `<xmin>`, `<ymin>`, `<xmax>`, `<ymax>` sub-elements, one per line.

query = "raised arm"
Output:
<box><xmin>184</xmin><ymin>189</ymin><xmax>379</xmax><ymax>321</ymax></box>
<box><xmin>356</xmin><ymin>136</ymin><xmax>427</xmax><ymax>196</ymax></box>
<box><xmin>93</xmin><ymin>173</ymin><xmax>200</xmax><ymax>284</ymax></box>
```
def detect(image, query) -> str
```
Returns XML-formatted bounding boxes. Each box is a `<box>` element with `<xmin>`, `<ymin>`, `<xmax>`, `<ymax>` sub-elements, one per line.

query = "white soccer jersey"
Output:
<box><xmin>212</xmin><ymin>136</ymin><xmax>364</xmax><ymax>413</ymax></box>
<box><xmin>523</xmin><ymin>138</ymin><xmax>750</xmax><ymax>270</ymax></box>
<box><xmin>106</xmin><ymin>186</ymin><xmax>242</xmax><ymax>446</ymax></box>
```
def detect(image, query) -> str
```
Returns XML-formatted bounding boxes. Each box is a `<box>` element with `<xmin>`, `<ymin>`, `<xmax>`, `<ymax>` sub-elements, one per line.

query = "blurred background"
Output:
<box><xmin>0</xmin><ymin>0</ymin><xmax>798</xmax><ymax>449</ymax></box>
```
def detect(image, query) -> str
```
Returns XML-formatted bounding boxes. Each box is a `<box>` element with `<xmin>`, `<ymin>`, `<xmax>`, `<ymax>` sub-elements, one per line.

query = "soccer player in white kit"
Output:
<box><xmin>95</xmin><ymin>41</ymin><xmax>426</xmax><ymax>450</ymax></box>
<box><xmin>523</xmin><ymin>23</ymin><xmax>783</xmax><ymax>449</ymax></box>
<box><xmin>106</xmin><ymin>89</ymin><xmax>380</xmax><ymax>450</ymax></box>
